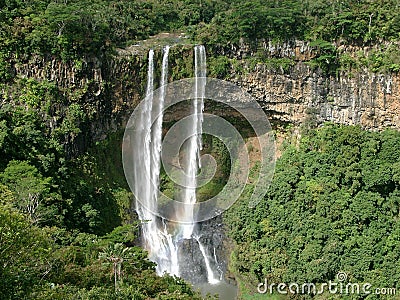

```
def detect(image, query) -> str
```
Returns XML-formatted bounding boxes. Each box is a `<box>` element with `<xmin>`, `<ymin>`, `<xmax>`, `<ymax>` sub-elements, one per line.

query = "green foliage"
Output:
<box><xmin>56</xmin><ymin>103</ymin><xmax>86</xmax><ymax>138</ymax></box>
<box><xmin>99</xmin><ymin>243</ymin><xmax>136</xmax><ymax>291</ymax></box>
<box><xmin>159</xmin><ymin>133</ymin><xmax>231</xmax><ymax>202</ymax></box>
<box><xmin>0</xmin><ymin>202</ymin><xmax>53</xmax><ymax>299</ymax></box>
<box><xmin>2</xmin><ymin>1</ymin><xmax>400</xmax><ymax>299</ymax></box>
<box><xmin>197</xmin><ymin>134</ymin><xmax>231</xmax><ymax>201</ymax></box>
<box><xmin>0</xmin><ymin>160</ymin><xmax>52</xmax><ymax>223</ymax></box>
<box><xmin>226</xmin><ymin>125</ymin><xmax>400</xmax><ymax>297</ymax></box>
<box><xmin>0</xmin><ymin>78</ymin><xmax>130</xmax><ymax>233</ymax></box>
<box><xmin>0</xmin><ymin>80</ymin><xmax>205</xmax><ymax>297</ymax></box>
<box><xmin>208</xmin><ymin>55</ymin><xmax>231</xmax><ymax>78</ymax></box>
<box><xmin>307</xmin><ymin>39</ymin><xmax>338</xmax><ymax>75</ymax></box>
<box><xmin>194</xmin><ymin>0</ymin><xmax>305</xmax><ymax>50</ymax></box>
<box><xmin>1</xmin><ymin>0</ymin><xmax>400</xmax><ymax>66</ymax></box>
<box><xmin>0</xmin><ymin>206</ymin><xmax>203</xmax><ymax>300</ymax></box>
<box><xmin>262</xmin><ymin>58</ymin><xmax>296</xmax><ymax>73</ymax></box>
<box><xmin>306</xmin><ymin>0</ymin><xmax>400</xmax><ymax>43</ymax></box>
<box><xmin>209</xmin><ymin>54</ymin><xmax>297</xmax><ymax>77</ymax></box>
<box><xmin>0</xmin><ymin>0</ymin><xmax>224</xmax><ymax>61</ymax></box>
<box><xmin>62</xmin><ymin>131</ymin><xmax>134</xmax><ymax>233</ymax></box>
<box><xmin>169</xmin><ymin>45</ymin><xmax>195</xmax><ymax>80</ymax></box>
<box><xmin>0</xmin><ymin>53</ymin><xmax>12</xmax><ymax>82</ymax></box>
<box><xmin>362</xmin><ymin>45</ymin><xmax>400</xmax><ymax>73</ymax></box>
<box><xmin>190</xmin><ymin>0</ymin><xmax>400</xmax><ymax>63</ymax></box>
<box><xmin>338</xmin><ymin>45</ymin><xmax>400</xmax><ymax>74</ymax></box>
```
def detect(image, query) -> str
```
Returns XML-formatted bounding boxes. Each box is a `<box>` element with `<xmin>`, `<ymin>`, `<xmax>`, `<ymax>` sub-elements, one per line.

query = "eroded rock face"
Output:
<box><xmin>12</xmin><ymin>53</ymin><xmax>148</xmax><ymax>147</ymax></box>
<box><xmin>177</xmin><ymin>238</ymin><xmax>208</xmax><ymax>284</ymax></box>
<box><xmin>11</xmin><ymin>41</ymin><xmax>399</xmax><ymax>286</ymax></box>
<box><xmin>231</xmin><ymin>62</ymin><xmax>399</xmax><ymax>130</ymax></box>
<box><xmin>11</xmin><ymin>41</ymin><xmax>400</xmax><ymax>153</ymax></box>
<box><xmin>215</xmin><ymin>39</ymin><xmax>400</xmax><ymax>130</ymax></box>
<box><xmin>176</xmin><ymin>216</ymin><xmax>228</xmax><ymax>285</ymax></box>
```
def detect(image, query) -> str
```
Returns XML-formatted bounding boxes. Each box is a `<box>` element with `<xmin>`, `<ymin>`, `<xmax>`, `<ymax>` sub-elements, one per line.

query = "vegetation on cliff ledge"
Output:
<box><xmin>1</xmin><ymin>0</ymin><xmax>400</xmax><ymax>299</ymax></box>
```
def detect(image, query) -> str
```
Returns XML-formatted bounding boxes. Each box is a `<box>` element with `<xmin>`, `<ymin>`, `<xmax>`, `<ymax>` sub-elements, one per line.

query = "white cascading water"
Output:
<box><xmin>195</xmin><ymin>236</ymin><xmax>220</xmax><ymax>284</ymax></box>
<box><xmin>214</xmin><ymin>247</ymin><xmax>224</xmax><ymax>280</ymax></box>
<box><xmin>188</xmin><ymin>45</ymin><xmax>219</xmax><ymax>284</ymax></box>
<box><xmin>135</xmin><ymin>45</ymin><xmax>219</xmax><ymax>284</ymax></box>
<box><xmin>134</xmin><ymin>49</ymin><xmax>155</xmax><ymax>255</ymax></box>
<box><xmin>134</xmin><ymin>46</ymin><xmax>179</xmax><ymax>276</ymax></box>
<box><xmin>180</xmin><ymin>45</ymin><xmax>206</xmax><ymax>239</ymax></box>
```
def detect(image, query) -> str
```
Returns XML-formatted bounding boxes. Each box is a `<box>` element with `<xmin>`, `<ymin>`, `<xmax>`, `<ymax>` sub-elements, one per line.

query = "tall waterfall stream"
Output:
<box><xmin>132</xmin><ymin>45</ymin><xmax>237</xmax><ymax>299</ymax></box>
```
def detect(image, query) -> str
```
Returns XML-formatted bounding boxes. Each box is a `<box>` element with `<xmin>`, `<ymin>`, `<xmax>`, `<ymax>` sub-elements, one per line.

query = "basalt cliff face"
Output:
<box><xmin>12</xmin><ymin>45</ymin><xmax>196</xmax><ymax>148</ymax></box>
<box><xmin>228</xmin><ymin>40</ymin><xmax>400</xmax><ymax>130</ymax></box>
<box><xmin>11</xmin><ymin>40</ymin><xmax>399</xmax><ymax>152</ymax></box>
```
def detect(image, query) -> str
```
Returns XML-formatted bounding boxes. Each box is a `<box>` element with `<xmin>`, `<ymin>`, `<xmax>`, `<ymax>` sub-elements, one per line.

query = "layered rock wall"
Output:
<box><xmin>11</xmin><ymin>41</ymin><xmax>400</xmax><ymax>153</ymax></box>
<box><xmin>229</xmin><ymin>40</ymin><xmax>399</xmax><ymax>130</ymax></box>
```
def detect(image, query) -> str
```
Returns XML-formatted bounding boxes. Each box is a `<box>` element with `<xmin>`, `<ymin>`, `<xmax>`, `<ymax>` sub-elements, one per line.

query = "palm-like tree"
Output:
<box><xmin>99</xmin><ymin>243</ymin><xmax>133</xmax><ymax>292</ymax></box>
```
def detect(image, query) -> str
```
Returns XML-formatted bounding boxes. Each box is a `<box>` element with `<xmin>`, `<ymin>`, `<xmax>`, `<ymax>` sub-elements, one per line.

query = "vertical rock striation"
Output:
<box><xmin>9</xmin><ymin>41</ymin><xmax>400</xmax><ymax>156</ymax></box>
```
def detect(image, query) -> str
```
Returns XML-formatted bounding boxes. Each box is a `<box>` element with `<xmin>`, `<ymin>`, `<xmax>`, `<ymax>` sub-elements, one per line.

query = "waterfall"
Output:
<box><xmin>151</xmin><ymin>46</ymin><xmax>168</xmax><ymax>204</ymax></box>
<box><xmin>181</xmin><ymin>45</ymin><xmax>219</xmax><ymax>285</ymax></box>
<box><xmin>213</xmin><ymin>247</ymin><xmax>224</xmax><ymax>281</ymax></box>
<box><xmin>134</xmin><ymin>45</ymin><xmax>219</xmax><ymax>285</ymax></box>
<box><xmin>134</xmin><ymin>47</ymin><xmax>179</xmax><ymax>276</ymax></box>
<box><xmin>134</xmin><ymin>49</ymin><xmax>155</xmax><ymax>260</ymax></box>
<box><xmin>196</xmin><ymin>236</ymin><xmax>220</xmax><ymax>284</ymax></box>
<box><xmin>180</xmin><ymin>45</ymin><xmax>206</xmax><ymax>239</ymax></box>
<box><xmin>149</xmin><ymin>46</ymin><xmax>180</xmax><ymax>276</ymax></box>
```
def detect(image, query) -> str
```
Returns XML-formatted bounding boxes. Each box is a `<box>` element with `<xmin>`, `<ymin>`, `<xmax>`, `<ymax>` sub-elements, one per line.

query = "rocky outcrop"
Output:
<box><xmin>200</xmin><ymin>39</ymin><xmax>399</xmax><ymax>130</ymax></box>
<box><xmin>9</xmin><ymin>39</ymin><xmax>399</xmax><ymax>292</ymax></box>
<box><xmin>10</xmin><ymin>40</ymin><xmax>400</xmax><ymax>155</ymax></box>
<box><xmin>230</xmin><ymin>52</ymin><xmax>399</xmax><ymax>130</ymax></box>
<box><xmin>11</xmin><ymin>45</ymin><xmax>197</xmax><ymax>147</ymax></box>
<box><xmin>177</xmin><ymin>216</ymin><xmax>228</xmax><ymax>284</ymax></box>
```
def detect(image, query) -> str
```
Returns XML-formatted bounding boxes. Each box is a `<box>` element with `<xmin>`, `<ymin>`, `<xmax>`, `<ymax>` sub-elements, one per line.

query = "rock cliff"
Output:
<box><xmin>10</xmin><ymin>40</ymin><xmax>399</xmax><ymax>289</ymax></box>
<box><xmin>11</xmin><ymin>40</ymin><xmax>400</xmax><ymax>153</ymax></box>
<box><xmin>229</xmin><ymin>40</ymin><xmax>400</xmax><ymax>130</ymax></box>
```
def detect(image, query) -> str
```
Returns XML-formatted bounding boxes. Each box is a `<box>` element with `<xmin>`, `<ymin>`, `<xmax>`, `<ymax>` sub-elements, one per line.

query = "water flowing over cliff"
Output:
<box><xmin>8</xmin><ymin>40</ymin><xmax>400</xmax><ymax>284</ymax></box>
<box><xmin>131</xmin><ymin>46</ymin><xmax>180</xmax><ymax>276</ymax></box>
<box><xmin>128</xmin><ymin>45</ymin><xmax>222</xmax><ymax>285</ymax></box>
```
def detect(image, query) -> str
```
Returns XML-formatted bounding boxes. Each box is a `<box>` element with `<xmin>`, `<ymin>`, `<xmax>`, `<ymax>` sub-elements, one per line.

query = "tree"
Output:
<box><xmin>99</xmin><ymin>243</ymin><xmax>135</xmax><ymax>292</ymax></box>
<box><xmin>225</xmin><ymin>125</ymin><xmax>400</xmax><ymax>297</ymax></box>
<box><xmin>0</xmin><ymin>199</ymin><xmax>53</xmax><ymax>299</ymax></box>
<box><xmin>0</xmin><ymin>160</ymin><xmax>51</xmax><ymax>224</ymax></box>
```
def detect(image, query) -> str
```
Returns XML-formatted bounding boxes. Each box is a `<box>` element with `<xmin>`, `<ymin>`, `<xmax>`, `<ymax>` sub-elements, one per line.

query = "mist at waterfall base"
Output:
<box><xmin>130</xmin><ymin>45</ymin><xmax>237</xmax><ymax>299</ymax></box>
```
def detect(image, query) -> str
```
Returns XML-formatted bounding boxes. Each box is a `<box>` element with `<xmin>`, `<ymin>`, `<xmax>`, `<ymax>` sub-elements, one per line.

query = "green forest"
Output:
<box><xmin>2</xmin><ymin>0</ymin><xmax>400</xmax><ymax>60</ymax></box>
<box><xmin>1</xmin><ymin>0</ymin><xmax>400</xmax><ymax>299</ymax></box>
<box><xmin>226</xmin><ymin>125</ymin><xmax>400</xmax><ymax>299</ymax></box>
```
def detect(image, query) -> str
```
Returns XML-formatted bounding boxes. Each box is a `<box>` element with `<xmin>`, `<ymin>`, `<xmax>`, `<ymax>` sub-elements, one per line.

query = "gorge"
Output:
<box><xmin>8</xmin><ymin>39</ymin><xmax>400</xmax><ymax>298</ymax></box>
<box><xmin>2</xmin><ymin>1</ymin><xmax>400</xmax><ymax>299</ymax></box>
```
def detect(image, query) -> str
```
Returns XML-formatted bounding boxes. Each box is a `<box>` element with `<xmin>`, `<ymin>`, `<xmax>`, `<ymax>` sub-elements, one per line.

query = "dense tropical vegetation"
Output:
<box><xmin>226</xmin><ymin>125</ymin><xmax>400</xmax><ymax>298</ymax></box>
<box><xmin>1</xmin><ymin>0</ymin><xmax>400</xmax><ymax>299</ymax></box>
<box><xmin>1</xmin><ymin>0</ymin><xmax>399</xmax><ymax>83</ymax></box>
<box><xmin>1</xmin><ymin>0</ymin><xmax>400</xmax><ymax>60</ymax></box>
<box><xmin>0</xmin><ymin>113</ymin><xmax>206</xmax><ymax>299</ymax></box>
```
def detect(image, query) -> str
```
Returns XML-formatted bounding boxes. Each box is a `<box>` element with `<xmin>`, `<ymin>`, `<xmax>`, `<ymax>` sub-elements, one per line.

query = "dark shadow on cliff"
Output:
<box><xmin>63</xmin><ymin>130</ymin><xmax>131</xmax><ymax>236</ymax></box>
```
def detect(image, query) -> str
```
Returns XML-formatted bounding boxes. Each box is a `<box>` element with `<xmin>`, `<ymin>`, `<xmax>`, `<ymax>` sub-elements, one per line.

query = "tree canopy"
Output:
<box><xmin>225</xmin><ymin>124</ymin><xmax>400</xmax><ymax>298</ymax></box>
